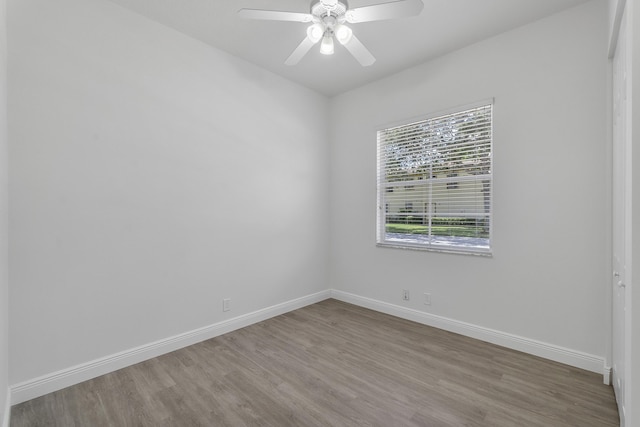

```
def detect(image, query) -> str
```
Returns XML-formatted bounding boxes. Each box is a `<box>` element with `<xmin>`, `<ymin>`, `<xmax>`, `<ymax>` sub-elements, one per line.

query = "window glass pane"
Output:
<box><xmin>377</xmin><ymin>103</ymin><xmax>492</xmax><ymax>255</ymax></box>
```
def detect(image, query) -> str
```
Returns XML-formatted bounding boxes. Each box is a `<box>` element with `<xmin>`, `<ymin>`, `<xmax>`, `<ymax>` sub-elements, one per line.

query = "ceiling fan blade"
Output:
<box><xmin>237</xmin><ymin>9</ymin><xmax>313</xmax><ymax>22</ymax></box>
<box><xmin>285</xmin><ymin>37</ymin><xmax>317</xmax><ymax>66</ymax></box>
<box><xmin>343</xmin><ymin>34</ymin><xmax>376</xmax><ymax>66</ymax></box>
<box><xmin>346</xmin><ymin>0</ymin><xmax>423</xmax><ymax>23</ymax></box>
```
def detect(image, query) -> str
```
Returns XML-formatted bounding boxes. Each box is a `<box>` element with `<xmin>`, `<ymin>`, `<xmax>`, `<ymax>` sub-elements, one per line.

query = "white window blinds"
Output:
<box><xmin>377</xmin><ymin>103</ymin><xmax>492</xmax><ymax>255</ymax></box>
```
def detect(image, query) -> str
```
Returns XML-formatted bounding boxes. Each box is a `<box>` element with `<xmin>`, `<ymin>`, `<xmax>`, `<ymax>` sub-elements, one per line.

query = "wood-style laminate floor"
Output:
<box><xmin>11</xmin><ymin>299</ymin><xmax>619</xmax><ymax>426</ymax></box>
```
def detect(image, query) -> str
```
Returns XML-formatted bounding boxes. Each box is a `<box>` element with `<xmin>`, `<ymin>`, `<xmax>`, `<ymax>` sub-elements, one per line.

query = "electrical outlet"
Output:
<box><xmin>402</xmin><ymin>289</ymin><xmax>410</xmax><ymax>301</ymax></box>
<box><xmin>223</xmin><ymin>298</ymin><xmax>231</xmax><ymax>312</ymax></box>
<box><xmin>424</xmin><ymin>292</ymin><xmax>431</xmax><ymax>306</ymax></box>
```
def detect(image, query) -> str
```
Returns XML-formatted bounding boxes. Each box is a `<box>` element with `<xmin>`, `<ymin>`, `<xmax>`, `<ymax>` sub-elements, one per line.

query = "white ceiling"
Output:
<box><xmin>105</xmin><ymin>0</ymin><xmax>592</xmax><ymax>96</ymax></box>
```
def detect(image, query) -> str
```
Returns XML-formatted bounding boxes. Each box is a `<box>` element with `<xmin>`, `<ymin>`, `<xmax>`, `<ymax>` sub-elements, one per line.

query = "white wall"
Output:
<box><xmin>628</xmin><ymin>0</ymin><xmax>640</xmax><ymax>424</ymax></box>
<box><xmin>0</xmin><ymin>0</ymin><xmax>8</xmax><ymax>421</ymax></box>
<box><xmin>330</xmin><ymin>0</ymin><xmax>608</xmax><ymax>359</ymax></box>
<box><xmin>610</xmin><ymin>0</ymin><xmax>626</xmax><ymax>54</ymax></box>
<box><xmin>8</xmin><ymin>0</ymin><xmax>329</xmax><ymax>385</ymax></box>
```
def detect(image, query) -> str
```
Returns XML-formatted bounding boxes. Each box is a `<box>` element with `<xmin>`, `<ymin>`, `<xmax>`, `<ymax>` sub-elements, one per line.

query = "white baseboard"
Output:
<box><xmin>11</xmin><ymin>290</ymin><xmax>331</xmax><ymax>405</ymax></box>
<box><xmin>330</xmin><ymin>290</ymin><xmax>608</xmax><ymax>377</ymax></box>
<box><xmin>2</xmin><ymin>389</ymin><xmax>10</xmax><ymax>427</ymax></box>
<box><xmin>10</xmin><ymin>288</ymin><xmax>610</xmax><ymax>406</ymax></box>
<box><xmin>603</xmin><ymin>365</ymin><xmax>612</xmax><ymax>385</ymax></box>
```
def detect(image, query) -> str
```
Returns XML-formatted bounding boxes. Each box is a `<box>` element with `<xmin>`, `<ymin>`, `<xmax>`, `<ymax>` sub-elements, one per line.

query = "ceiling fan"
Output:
<box><xmin>238</xmin><ymin>0</ymin><xmax>424</xmax><ymax>66</ymax></box>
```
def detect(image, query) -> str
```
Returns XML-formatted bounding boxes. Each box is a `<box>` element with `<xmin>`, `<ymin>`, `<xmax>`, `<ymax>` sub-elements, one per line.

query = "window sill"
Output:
<box><xmin>376</xmin><ymin>241</ymin><xmax>493</xmax><ymax>257</ymax></box>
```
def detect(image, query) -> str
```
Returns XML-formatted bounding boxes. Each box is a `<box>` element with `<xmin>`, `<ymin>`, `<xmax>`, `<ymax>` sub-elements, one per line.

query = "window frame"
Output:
<box><xmin>376</xmin><ymin>100</ymin><xmax>494</xmax><ymax>256</ymax></box>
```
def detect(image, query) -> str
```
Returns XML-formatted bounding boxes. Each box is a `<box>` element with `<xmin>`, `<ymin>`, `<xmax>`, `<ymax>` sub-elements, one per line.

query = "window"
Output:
<box><xmin>376</xmin><ymin>102</ymin><xmax>492</xmax><ymax>255</ymax></box>
<box><xmin>446</xmin><ymin>173</ymin><xmax>458</xmax><ymax>189</ymax></box>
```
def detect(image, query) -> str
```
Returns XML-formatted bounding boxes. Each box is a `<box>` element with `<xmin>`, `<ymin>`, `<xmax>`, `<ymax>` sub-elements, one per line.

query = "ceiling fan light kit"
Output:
<box><xmin>238</xmin><ymin>0</ymin><xmax>424</xmax><ymax>66</ymax></box>
<box><xmin>334</xmin><ymin>24</ymin><xmax>353</xmax><ymax>45</ymax></box>
<box><xmin>320</xmin><ymin>34</ymin><xmax>335</xmax><ymax>55</ymax></box>
<box><xmin>307</xmin><ymin>23</ymin><xmax>324</xmax><ymax>43</ymax></box>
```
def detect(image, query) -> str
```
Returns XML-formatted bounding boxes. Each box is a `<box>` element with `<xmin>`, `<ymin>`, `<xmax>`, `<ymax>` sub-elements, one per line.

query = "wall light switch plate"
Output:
<box><xmin>424</xmin><ymin>293</ymin><xmax>431</xmax><ymax>306</ymax></box>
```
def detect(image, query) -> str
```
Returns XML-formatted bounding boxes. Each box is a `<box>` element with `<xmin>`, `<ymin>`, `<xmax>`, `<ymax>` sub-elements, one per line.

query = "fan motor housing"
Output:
<box><xmin>311</xmin><ymin>0</ymin><xmax>348</xmax><ymax>21</ymax></box>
